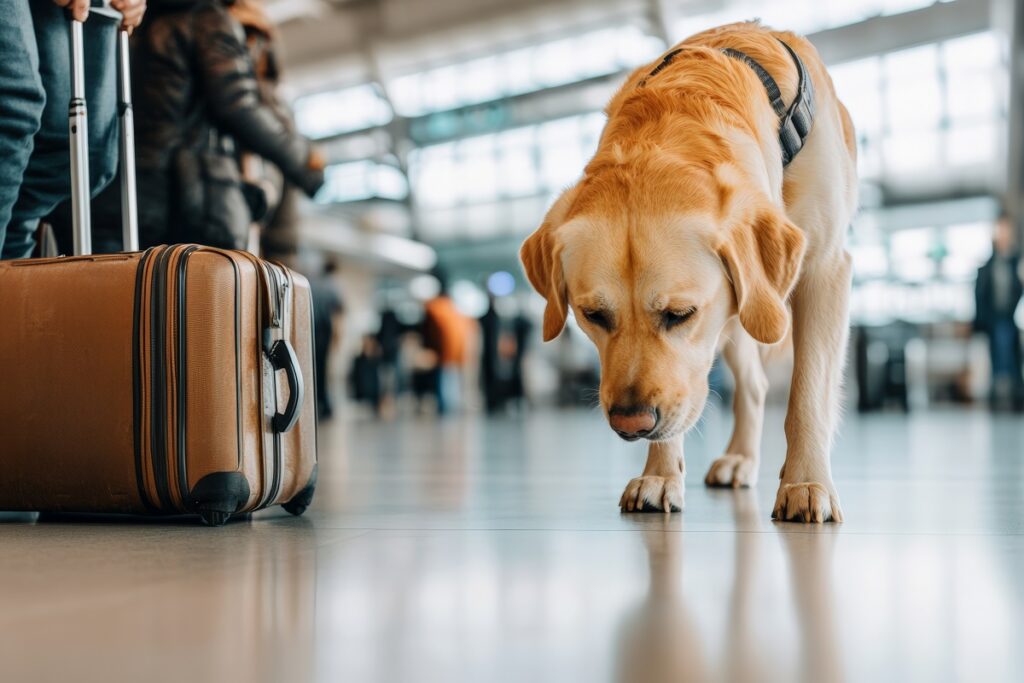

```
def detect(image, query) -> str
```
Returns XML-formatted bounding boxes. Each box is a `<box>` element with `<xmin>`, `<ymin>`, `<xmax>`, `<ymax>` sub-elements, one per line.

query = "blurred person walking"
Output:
<box><xmin>974</xmin><ymin>214</ymin><xmax>1024</xmax><ymax>411</ymax></box>
<box><xmin>479</xmin><ymin>295</ymin><xmax>504</xmax><ymax>414</ymax></box>
<box><xmin>349</xmin><ymin>335</ymin><xmax>383</xmax><ymax>416</ymax></box>
<box><xmin>0</xmin><ymin>0</ymin><xmax>145</xmax><ymax>259</ymax></box>
<box><xmin>375</xmin><ymin>308</ymin><xmax>404</xmax><ymax>415</ymax></box>
<box><xmin>129</xmin><ymin>0</ymin><xmax>324</xmax><ymax>250</ymax></box>
<box><xmin>311</xmin><ymin>260</ymin><xmax>344</xmax><ymax>420</ymax></box>
<box><xmin>422</xmin><ymin>274</ymin><xmax>472</xmax><ymax>415</ymax></box>
<box><xmin>509</xmin><ymin>307</ymin><xmax>533</xmax><ymax>408</ymax></box>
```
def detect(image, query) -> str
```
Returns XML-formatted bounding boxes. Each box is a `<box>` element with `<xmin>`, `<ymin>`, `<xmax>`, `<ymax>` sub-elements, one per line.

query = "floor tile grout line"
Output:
<box><xmin>301</xmin><ymin>525</ymin><xmax>1024</xmax><ymax>537</ymax></box>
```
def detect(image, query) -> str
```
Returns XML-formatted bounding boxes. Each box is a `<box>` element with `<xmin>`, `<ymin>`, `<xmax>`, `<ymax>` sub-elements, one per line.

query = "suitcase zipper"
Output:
<box><xmin>149</xmin><ymin>246</ymin><xmax>175</xmax><ymax>511</ymax></box>
<box><xmin>270</xmin><ymin>268</ymin><xmax>291</xmax><ymax>504</ymax></box>
<box><xmin>259</xmin><ymin>261</ymin><xmax>287</xmax><ymax>508</ymax></box>
<box><xmin>174</xmin><ymin>246</ymin><xmax>199</xmax><ymax>507</ymax></box>
<box><xmin>133</xmin><ymin>247</ymin><xmax>157</xmax><ymax>511</ymax></box>
<box><xmin>266</xmin><ymin>262</ymin><xmax>282</xmax><ymax>327</ymax></box>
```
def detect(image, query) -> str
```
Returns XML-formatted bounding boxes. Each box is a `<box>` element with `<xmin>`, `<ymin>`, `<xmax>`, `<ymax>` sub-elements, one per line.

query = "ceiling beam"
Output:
<box><xmin>809</xmin><ymin>0</ymin><xmax>992</xmax><ymax>64</ymax></box>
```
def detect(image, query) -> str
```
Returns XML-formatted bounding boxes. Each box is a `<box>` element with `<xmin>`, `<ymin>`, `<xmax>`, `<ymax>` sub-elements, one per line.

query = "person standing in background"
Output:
<box><xmin>975</xmin><ymin>214</ymin><xmax>1024</xmax><ymax>411</ymax></box>
<box><xmin>375</xmin><ymin>308</ymin><xmax>404</xmax><ymax>416</ymax></box>
<box><xmin>479</xmin><ymin>295</ymin><xmax>504</xmax><ymax>414</ymax></box>
<box><xmin>129</xmin><ymin>0</ymin><xmax>324</xmax><ymax>250</ymax></box>
<box><xmin>0</xmin><ymin>0</ymin><xmax>146</xmax><ymax>259</ymax></box>
<box><xmin>509</xmin><ymin>306</ymin><xmax>533</xmax><ymax>409</ymax></box>
<box><xmin>230</xmin><ymin>0</ymin><xmax>293</xmax><ymax>255</ymax></box>
<box><xmin>349</xmin><ymin>335</ymin><xmax>383</xmax><ymax>416</ymax></box>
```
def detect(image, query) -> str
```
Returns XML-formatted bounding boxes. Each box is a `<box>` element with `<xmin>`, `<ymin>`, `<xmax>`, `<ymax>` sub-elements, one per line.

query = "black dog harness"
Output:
<box><xmin>639</xmin><ymin>39</ymin><xmax>815</xmax><ymax>167</ymax></box>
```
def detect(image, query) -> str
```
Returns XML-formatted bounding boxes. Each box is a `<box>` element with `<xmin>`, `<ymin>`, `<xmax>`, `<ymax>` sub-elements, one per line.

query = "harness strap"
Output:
<box><xmin>639</xmin><ymin>38</ymin><xmax>815</xmax><ymax>167</ymax></box>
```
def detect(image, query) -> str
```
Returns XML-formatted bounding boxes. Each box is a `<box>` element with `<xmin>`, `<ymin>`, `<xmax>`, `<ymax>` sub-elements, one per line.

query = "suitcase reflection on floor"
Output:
<box><xmin>0</xmin><ymin>520</ymin><xmax>318</xmax><ymax>681</ymax></box>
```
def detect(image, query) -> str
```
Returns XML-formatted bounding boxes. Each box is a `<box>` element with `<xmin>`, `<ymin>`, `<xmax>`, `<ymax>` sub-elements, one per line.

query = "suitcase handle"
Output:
<box><xmin>68</xmin><ymin>10</ymin><xmax>139</xmax><ymax>256</ymax></box>
<box><xmin>268</xmin><ymin>339</ymin><xmax>304</xmax><ymax>433</ymax></box>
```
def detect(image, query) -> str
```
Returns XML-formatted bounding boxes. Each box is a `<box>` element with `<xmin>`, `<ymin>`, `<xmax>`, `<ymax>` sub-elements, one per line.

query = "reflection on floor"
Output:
<box><xmin>1</xmin><ymin>406</ymin><xmax>1023</xmax><ymax>682</ymax></box>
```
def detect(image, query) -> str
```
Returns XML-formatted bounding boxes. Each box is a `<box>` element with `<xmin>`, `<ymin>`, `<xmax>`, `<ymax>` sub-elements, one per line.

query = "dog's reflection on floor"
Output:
<box><xmin>779</xmin><ymin>527</ymin><xmax>844</xmax><ymax>683</ymax></box>
<box><xmin>616</xmin><ymin>491</ymin><xmax>844</xmax><ymax>683</ymax></box>
<box><xmin>614</xmin><ymin>515</ymin><xmax>709</xmax><ymax>683</ymax></box>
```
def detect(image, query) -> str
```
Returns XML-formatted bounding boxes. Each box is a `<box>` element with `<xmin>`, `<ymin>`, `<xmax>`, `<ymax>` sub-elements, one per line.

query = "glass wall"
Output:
<box><xmin>408</xmin><ymin>113</ymin><xmax>605</xmax><ymax>211</ymax></box>
<box><xmin>386</xmin><ymin>25</ymin><xmax>663</xmax><ymax>117</ymax></box>
<box><xmin>833</xmin><ymin>31</ymin><xmax>1006</xmax><ymax>323</ymax></box>
<box><xmin>290</xmin><ymin>3</ymin><xmax>1008</xmax><ymax>326</ymax></box>
<box><xmin>831</xmin><ymin>31</ymin><xmax>1004</xmax><ymax>183</ymax></box>
<box><xmin>672</xmin><ymin>0</ymin><xmax>938</xmax><ymax>38</ymax></box>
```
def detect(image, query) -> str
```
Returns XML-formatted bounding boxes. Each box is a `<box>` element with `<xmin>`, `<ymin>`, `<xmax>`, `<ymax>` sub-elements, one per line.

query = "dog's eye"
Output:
<box><xmin>662</xmin><ymin>307</ymin><xmax>697</xmax><ymax>330</ymax></box>
<box><xmin>581</xmin><ymin>308</ymin><xmax>612</xmax><ymax>331</ymax></box>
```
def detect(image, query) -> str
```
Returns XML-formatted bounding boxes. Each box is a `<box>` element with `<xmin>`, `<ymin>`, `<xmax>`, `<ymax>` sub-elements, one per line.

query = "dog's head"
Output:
<box><xmin>521</xmin><ymin>163</ymin><xmax>804</xmax><ymax>441</ymax></box>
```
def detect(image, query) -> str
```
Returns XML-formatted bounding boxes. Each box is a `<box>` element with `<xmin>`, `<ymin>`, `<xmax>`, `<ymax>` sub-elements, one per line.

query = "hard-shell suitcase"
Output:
<box><xmin>0</xmin><ymin>13</ymin><xmax>317</xmax><ymax>526</ymax></box>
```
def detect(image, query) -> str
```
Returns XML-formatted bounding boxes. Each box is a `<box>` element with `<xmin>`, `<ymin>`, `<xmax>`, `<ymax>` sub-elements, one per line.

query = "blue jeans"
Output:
<box><xmin>990</xmin><ymin>318</ymin><xmax>1023</xmax><ymax>381</ymax></box>
<box><xmin>0</xmin><ymin>1</ymin><xmax>118</xmax><ymax>259</ymax></box>
<box><xmin>0</xmin><ymin>0</ymin><xmax>44</xmax><ymax>249</ymax></box>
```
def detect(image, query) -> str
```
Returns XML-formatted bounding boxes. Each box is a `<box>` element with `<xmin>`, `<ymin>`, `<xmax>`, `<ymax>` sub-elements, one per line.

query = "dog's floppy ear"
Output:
<box><xmin>718</xmin><ymin>204</ymin><xmax>806</xmax><ymax>345</ymax></box>
<box><xmin>520</xmin><ymin>188</ymin><xmax>578</xmax><ymax>341</ymax></box>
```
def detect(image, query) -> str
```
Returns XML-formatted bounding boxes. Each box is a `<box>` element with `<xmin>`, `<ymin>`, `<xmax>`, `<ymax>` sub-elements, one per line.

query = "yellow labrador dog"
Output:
<box><xmin>521</xmin><ymin>22</ymin><xmax>857</xmax><ymax>522</ymax></box>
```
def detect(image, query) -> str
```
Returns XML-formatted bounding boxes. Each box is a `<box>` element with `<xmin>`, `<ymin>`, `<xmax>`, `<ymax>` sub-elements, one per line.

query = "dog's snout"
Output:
<box><xmin>608</xmin><ymin>405</ymin><xmax>658</xmax><ymax>440</ymax></box>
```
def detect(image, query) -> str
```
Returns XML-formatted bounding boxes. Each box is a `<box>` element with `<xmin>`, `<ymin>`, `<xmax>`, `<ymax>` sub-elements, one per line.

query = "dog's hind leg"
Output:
<box><xmin>705</xmin><ymin>319</ymin><xmax>768</xmax><ymax>488</ymax></box>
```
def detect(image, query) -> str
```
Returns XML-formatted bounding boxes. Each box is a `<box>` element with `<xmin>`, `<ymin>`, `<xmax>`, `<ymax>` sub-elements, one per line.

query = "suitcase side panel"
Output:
<box><xmin>0</xmin><ymin>254</ymin><xmax>145</xmax><ymax>512</ymax></box>
<box><xmin>178</xmin><ymin>250</ymin><xmax>265</xmax><ymax>513</ymax></box>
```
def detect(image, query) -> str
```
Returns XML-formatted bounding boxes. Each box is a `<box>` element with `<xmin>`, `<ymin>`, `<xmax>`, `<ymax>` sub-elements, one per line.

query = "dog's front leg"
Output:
<box><xmin>706</xmin><ymin>321</ymin><xmax>768</xmax><ymax>488</ymax></box>
<box><xmin>774</xmin><ymin>253</ymin><xmax>851</xmax><ymax>522</ymax></box>
<box><xmin>620</xmin><ymin>439</ymin><xmax>685</xmax><ymax>512</ymax></box>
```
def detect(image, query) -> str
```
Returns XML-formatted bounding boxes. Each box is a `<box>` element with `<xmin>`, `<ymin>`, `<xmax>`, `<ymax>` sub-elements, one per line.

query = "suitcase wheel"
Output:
<box><xmin>190</xmin><ymin>472</ymin><xmax>250</xmax><ymax>527</ymax></box>
<box><xmin>199</xmin><ymin>509</ymin><xmax>231</xmax><ymax>527</ymax></box>
<box><xmin>282</xmin><ymin>465</ymin><xmax>318</xmax><ymax>518</ymax></box>
<box><xmin>282</xmin><ymin>501</ymin><xmax>307</xmax><ymax>517</ymax></box>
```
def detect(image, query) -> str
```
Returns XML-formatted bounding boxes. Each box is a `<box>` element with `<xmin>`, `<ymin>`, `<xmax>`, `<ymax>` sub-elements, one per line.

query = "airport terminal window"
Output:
<box><xmin>672</xmin><ymin>0</ymin><xmax>935</xmax><ymax>38</ymax></box>
<box><xmin>498</xmin><ymin>127</ymin><xmax>540</xmax><ymax>197</ymax></box>
<box><xmin>408</xmin><ymin>112</ymin><xmax>604</xmax><ymax>211</ymax></box>
<box><xmin>458</xmin><ymin>134</ymin><xmax>500</xmax><ymax>204</ymax></box>
<box><xmin>294</xmin><ymin>18</ymin><xmax>1005</xmax><ymax>329</ymax></box>
<box><xmin>294</xmin><ymin>84</ymin><xmax>393</xmax><ymax>140</ymax></box>
<box><xmin>848</xmin><ymin>218</ymin><xmax>996</xmax><ymax>324</ymax></box>
<box><xmin>943</xmin><ymin>223</ymin><xmax>992</xmax><ymax>282</ymax></box>
<box><xmin>829</xmin><ymin>31</ymin><xmax>1004</xmax><ymax>181</ymax></box>
<box><xmin>890</xmin><ymin>228</ymin><xmax>937</xmax><ymax>284</ymax></box>
<box><xmin>385</xmin><ymin>26</ymin><xmax>663</xmax><ymax>117</ymax></box>
<box><xmin>830</xmin><ymin>57</ymin><xmax>884</xmax><ymax>179</ymax></box>
<box><xmin>404</xmin><ymin>25</ymin><xmax>1004</xmax><ymax>255</ymax></box>
<box><xmin>317</xmin><ymin>161</ymin><xmax>409</xmax><ymax>203</ymax></box>
<box><xmin>850</xmin><ymin>242</ymin><xmax>888</xmax><ymax>281</ymax></box>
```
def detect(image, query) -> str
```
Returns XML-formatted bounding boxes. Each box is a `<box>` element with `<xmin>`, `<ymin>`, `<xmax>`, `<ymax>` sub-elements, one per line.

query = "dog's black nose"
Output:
<box><xmin>609</xmin><ymin>406</ymin><xmax>658</xmax><ymax>440</ymax></box>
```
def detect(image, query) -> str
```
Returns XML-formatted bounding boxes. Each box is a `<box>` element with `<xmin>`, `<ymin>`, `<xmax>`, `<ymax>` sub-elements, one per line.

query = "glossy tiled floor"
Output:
<box><xmin>2</xmin><ymin>405</ymin><xmax>1023</xmax><ymax>682</ymax></box>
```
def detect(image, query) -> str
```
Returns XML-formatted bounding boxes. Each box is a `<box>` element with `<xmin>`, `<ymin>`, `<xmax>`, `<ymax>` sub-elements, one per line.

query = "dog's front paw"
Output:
<box><xmin>772</xmin><ymin>482</ymin><xmax>843</xmax><ymax>523</ymax></box>
<box><xmin>619</xmin><ymin>475</ymin><xmax>684</xmax><ymax>513</ymax></box>
<box><xmin>704</xmin><ymin>454</ymin><xmax>758</xmax><ymax>488</ymax></box>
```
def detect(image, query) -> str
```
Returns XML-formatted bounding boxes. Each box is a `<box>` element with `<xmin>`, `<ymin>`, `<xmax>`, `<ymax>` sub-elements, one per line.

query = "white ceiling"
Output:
<box><xmin>273</xmin><ymin>0</ymin><xmax>657</xmax><ymax>91</ymax></box>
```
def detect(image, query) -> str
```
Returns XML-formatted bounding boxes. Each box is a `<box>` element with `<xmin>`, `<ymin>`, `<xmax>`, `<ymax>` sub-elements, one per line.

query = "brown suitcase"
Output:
<box><xmin>0</xmin><ymin>15</ymin><xmax>317</xmax><ymax>526</ymax></box>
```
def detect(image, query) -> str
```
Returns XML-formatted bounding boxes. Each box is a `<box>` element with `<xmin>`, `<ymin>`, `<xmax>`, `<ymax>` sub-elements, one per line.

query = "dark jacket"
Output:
<box><xmin>975</xmin><ymin>253</ymin><xmax>1023</xmax><ymax>333</ymax></box>
<box><xmin>132</xmin><ymin>0</ymin><xmax>323</xmax><ymax>248</ymax></box>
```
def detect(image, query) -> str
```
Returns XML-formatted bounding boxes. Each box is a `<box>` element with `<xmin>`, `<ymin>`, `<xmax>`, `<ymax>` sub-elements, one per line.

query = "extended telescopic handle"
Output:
<box><xmin>68</xmin><ymin>10</ymin><xmax>139</xmax><ymax>256</ymax></box>
<box><xmin>68</xmin><ymin>18</ymin><xmax>91</xmax><ymax>256</ymax></box>
<box><xmin>116</xmin><ymin>28</ymin><xmax>139</xmax><ymax>251</ymax></box>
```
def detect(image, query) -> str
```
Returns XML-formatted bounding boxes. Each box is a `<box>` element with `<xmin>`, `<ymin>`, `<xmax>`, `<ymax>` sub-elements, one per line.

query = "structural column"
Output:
<box><xmin>1002</xmin><ymin>0</ymin><xmax>1024</xmax><ymax>244</ymax></box>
